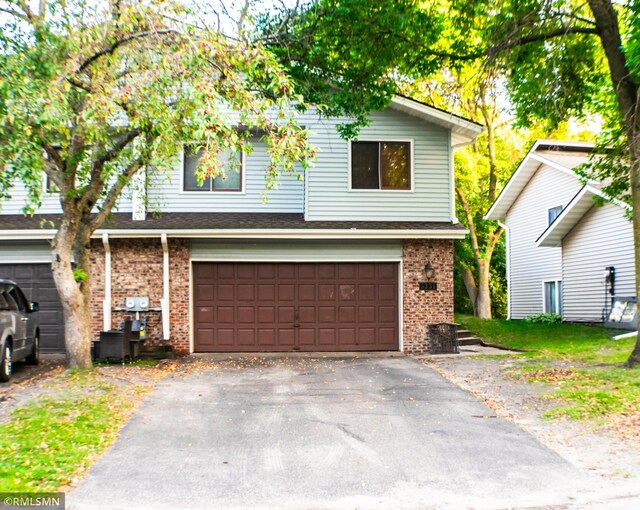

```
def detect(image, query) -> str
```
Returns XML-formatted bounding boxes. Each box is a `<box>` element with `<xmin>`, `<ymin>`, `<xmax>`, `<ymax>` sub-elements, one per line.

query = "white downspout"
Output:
<box><xmin>160</xmin><ymin>233</ymin><xmax>170</xmax><ymax>340</ymax></box>
<box><xmin>499</xmin><ymin>221</ymin><xmax>511</xmax><ymax>320</ymax></box>
<box><xmin>102</xmin><ymin>233</ymin><xmax>112</xmax><ymax>331</ymax></box>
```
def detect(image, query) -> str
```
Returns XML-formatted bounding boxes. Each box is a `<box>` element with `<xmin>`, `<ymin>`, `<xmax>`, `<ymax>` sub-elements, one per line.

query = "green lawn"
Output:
<box><xmin>0</xmin><ymin>369</ymin><xmax>151</xmax><ymax>492</ymax></box>
<box><xmin>458</xmin><ymin>315</ymin><xmax>640</xmax><ymax>422</ymax></box>
<box><xmin>458</xmin><ymin>315</ymin><xmax>635</xmax><ymax>363</ymax></box>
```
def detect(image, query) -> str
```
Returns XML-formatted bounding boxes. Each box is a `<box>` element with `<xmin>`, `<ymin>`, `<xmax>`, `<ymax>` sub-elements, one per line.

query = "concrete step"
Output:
<box><xmin>456</xmin><ymin>328</ymin><xmax>482</xmax><ymax>346</ymax></box>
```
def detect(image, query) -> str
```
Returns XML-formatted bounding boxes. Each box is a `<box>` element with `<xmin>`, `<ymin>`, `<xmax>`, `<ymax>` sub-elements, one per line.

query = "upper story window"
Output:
<box><xmin>183</xmin><ymin>146</ymin><xmax>243</xmax><ymax>192</ymax></box>
<box><xmin>548</xmin><ymin>205</ymin><xmax>563</xmax><ymax>225</ymax></box>
<box><xmin>351</xmin><ymin>141</ymin><xmax>412</xmax><ymax>190</ymax></box>
<box><xmin>44</xmin><ymin>175</ymin><xmax>59</xmax><ymax>194</ymax></box>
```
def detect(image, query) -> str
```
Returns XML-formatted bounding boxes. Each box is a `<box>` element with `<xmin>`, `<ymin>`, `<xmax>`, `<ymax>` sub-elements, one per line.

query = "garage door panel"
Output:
<box><xmin>318</xmin><ymin>285</ymin><xmax>335</xmax><ymax>301</ymax></box>
<box><xmin>217</xmin><ymin>306</ymin><xmax>235</xmax><ymax>323</ymax></box>
<box><xmin>339</xmin><ymin>285</ymin><xmax>355</xmax><ymax>301</ymax></box>
<box><xmin>299</xmin><ymin>307</ymin><xmax>315</xmax><ymax>323</ymax></box>
<box><xmin>217</xmin><ymin>284</ymin><xmax>234</xmax><ymax>301</ymax></box>
<box><xmin>379</xmin><ymin>306</ymin><xmax>396</xmax><ymax>323</ymax></box>
<box><xmin>257</xmin><ymin>329</ymin><xmax>275</xmax><ymax>345</ymax></box>
<box><xmin>193</xmin><ymin>262</ymin><xmax>398</xmax><ymax>353</ymax></box>
<box><xmin>278</xmin><ymin>285</ymin><xmax>295</xmax><ymax>301</ymax></box>
<box><xmin>379</xmin><ymin>284</ymin><xmax>396</xmax><ymax>300</ymax></box>
<box><xmin>217</xmin><ymin>329</ymin><xmax>235</xmax><ymax>346</ymax></box>
<box><xmin>299</xmin><ymin>329</ymin><xmax>316</xmax><ymax>345</ymax></box>
<box><xmin>196</xmin><ymin>284</ymin><xmax>214</xmax><ymax>301</ymax></box>
<box><xmin>196</xmin><ymin>306</ymin><xmax>214</xmax><ymax>324</ymax></box>
<box><xmin>276</xmin><ymin>328</ymin><xmax>295</xmax><ymax>347</ymax></box>
<box><xmin>0</xmin><ymin>263</ymin><xmax>65</xmax><ymax>353</ymax></box>
<box><xmin>237</xmin><ymin>329</ymin><xmax>255</xmax><ymax>346</ymax></box>
<box><xmin>258</xmin><ymin>306</ymin><xmax>275</xmax><ymax>323</ymax></box>
<box><xmin>237</xmin><ymin>307</ymin><xmax>255</xmax><ymax>323</ymax></box>
<box><xmin>298</xmin><ymin>284</ymin><xmax>315</xmax><ymax>301</ymax></box>
<box><xmin>318</xmin><ymin>307</ymin><xmax>336</xmax><ymax>322</ymax></box>
<box><xmin>258</xmin><ymin>285</ymin><xmax>275</xmax><ymax>300</ymax></box>
<box><xmin>237</xmin><ymin>285</ymin><xmax>255</xmax><ymax>301</ymax></box>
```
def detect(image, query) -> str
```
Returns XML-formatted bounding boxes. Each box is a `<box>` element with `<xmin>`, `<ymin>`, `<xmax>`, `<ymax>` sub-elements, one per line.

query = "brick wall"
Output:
<box><xmin>402</xmin><ymin>239</ymin><xmax>454</xmax><ymax>354</ymax></box>
<box><xmin>89</xmin><ymin>238</ymin><xmax>191</xmax><ymax>355</ymax></box>
<box><xmin>87</xmin><ymin>237</ymin><xmax>453</xmax><ymax>356</ymax></box>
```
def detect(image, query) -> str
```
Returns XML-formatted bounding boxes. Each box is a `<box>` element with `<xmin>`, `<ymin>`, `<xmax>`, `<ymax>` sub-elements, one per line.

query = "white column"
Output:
<box><xmin>102</xmin><ymin>233</ymin><xmax>112</xmax><ymax>331</ymax></box>
<box><xmin>160</xmin><ymin>233</ymin><xmax>170</xmax><ymax>340</ymax></box>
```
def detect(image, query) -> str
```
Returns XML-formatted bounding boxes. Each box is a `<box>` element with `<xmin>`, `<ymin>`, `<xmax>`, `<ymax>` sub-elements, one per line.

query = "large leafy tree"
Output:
<box><xmin>410</xmin><ymin>66</ymin><xmax>519</xmax><ymax>319</ymax></box>
<box><xmin>264</xmin><ymin>0</ymin><xmax>640</xmax><ymax>366</ymax></box>
<box><xmin>0</xmin><ymin>0</ymin><xmax>315</xmax><ymax>368</ymax></box>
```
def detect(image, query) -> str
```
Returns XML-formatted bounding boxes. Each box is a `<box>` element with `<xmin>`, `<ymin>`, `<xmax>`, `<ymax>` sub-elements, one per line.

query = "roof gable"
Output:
<box><xmin>484</xmin><ymin>140</ymin><xmax>595</xmax><ymax>221</ymax></box>
<box><xmin>389</xmin><ymin>96</ymin><xmax>483</xmax><ymax>148</ymax></box>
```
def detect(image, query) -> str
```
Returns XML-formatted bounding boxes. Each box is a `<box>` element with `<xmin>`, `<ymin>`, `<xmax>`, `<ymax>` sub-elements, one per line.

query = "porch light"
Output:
<box><xmin>424</xmin><ymin>263</ymin><xmax>434</xmax><ymax>280</ymax></box>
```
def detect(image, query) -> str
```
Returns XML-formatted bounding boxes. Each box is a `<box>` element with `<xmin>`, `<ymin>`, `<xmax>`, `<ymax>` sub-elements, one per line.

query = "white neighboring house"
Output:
<box><xmin>485</xmin><ymin>140</ymin><xmax>635</xmax><ymax>323</ymax></box>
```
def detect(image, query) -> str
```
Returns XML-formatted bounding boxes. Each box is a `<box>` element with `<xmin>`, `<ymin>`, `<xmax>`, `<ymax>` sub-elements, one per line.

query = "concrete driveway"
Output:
<box><xmin>69</xmin><ymin>356</ymin><xmax>600</xmax><ymax>510</ymax></box>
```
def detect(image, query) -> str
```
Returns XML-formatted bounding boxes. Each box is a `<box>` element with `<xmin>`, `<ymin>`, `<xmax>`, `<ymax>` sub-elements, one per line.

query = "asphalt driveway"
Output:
<box><xmin>69</xmin><ymin>356</ymin><xmax>599</xmax><ymax>510</ymax></box>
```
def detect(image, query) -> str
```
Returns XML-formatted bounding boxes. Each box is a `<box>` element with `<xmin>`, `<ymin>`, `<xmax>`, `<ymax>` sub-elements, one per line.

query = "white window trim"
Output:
<box><xmin>542</xmin><ymin>279</ymin><xmax>562</xmax><ymax>315</ymax></box>
<box><xmin>179</xmin><ymin>146</ymin><xmax>246</xmax><ymax>195</ymax></box>
<box><xmin>43</xmin><ymin>175</ymin><xmax>60</xmax><ymax>195</ymax></box>
<box><xmin>347</xmin><ymin>138</ymin><xmax>415</xmax><ymax>193</ymax></box>
<box><xmin>547</xmin><ymin>204</ymin><xmax>563</xmax><ymax>226</ymax></box>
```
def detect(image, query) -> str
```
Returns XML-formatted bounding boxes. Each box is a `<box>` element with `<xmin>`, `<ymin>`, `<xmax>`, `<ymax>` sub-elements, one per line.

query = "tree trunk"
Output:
<box><xmin>461</xmin><ymin>265</ymin><xmax>479</xmax><ymax>316</ymax></box>
<box><xmin>626</xmin><ymin>144</ymin><xmax>640</xmax><ymax>367</ymax></box>
<box><xmin>51</xmin><ymin>220</ymin><xmax>93</xmax><ymax>369</ymax></box>
<box><xmin>475</xmin><ymin>259</ymin><xmax>492</xmax><ymax>319</ymax></box>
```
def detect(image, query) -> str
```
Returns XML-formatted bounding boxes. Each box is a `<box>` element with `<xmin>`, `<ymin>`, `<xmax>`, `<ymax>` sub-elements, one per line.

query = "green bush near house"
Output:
<box><xmin>524</xmin><ymin>313</ymin><xmax>562</xmax><ymax>324</ymax></box>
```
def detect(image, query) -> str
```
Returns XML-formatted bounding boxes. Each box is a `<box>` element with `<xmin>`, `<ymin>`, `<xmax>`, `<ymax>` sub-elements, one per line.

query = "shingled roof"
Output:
<box><xmin>0</xmin><ymin>212</ymin><xmax>467</xmax><ymax>239</ymax></box>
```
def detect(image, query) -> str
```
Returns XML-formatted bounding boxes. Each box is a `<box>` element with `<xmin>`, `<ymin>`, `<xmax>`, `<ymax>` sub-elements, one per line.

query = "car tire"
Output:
<box><xmin>0</xmin><ymin>343</ymin><xmax>12</xmax><ymax>382</ymax></box>
<box><xmin>26</xmin><ymin>334</ymin><xmax>39</xmax><ymax>365</ymax></box>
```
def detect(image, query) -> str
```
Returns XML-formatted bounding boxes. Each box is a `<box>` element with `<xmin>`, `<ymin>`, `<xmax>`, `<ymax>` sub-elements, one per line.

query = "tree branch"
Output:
<box><xmin>488</xmin><ymin>26</ymin><xmax>598</xmax><ymax>56</ymax></box>
<box><xmin>485</xmin><ymin>226</ymin><xmax>505</xmax><ymax>260</ymax></box>
<box><xmin>90</xmin><ymin>157</ymin><xmax>145</xmax><ymax>231</ymax></box>
<box><xmin>77</xmin><ymin>29</ymin><xmax>181</xmax><ymax>73</ymax></box>
<box><xmin>78</xmin><ymin>127</ymin><xmax>141</xmax><ymax>213</ymax></box>
<box><xmin>456</xmin><ymin>186</ymin><xmax>481</xmax><ymax>260</ymax></box>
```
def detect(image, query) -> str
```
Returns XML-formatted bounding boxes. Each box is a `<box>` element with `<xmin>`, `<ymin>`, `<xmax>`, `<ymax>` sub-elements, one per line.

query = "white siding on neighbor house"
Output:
<box><xmin>0</xmin><ymin>179</ymin><xmax>134</xmax><ymax>215</ymax></box>
<box><xmin>146</xmin><ymin>139</ymin><xmax>305</xmax><ymax>213</ymax></box>
<box><xmin>562</xmin><ymin>202</ymin><xmax>634</xmax><ymax>322</ymax></box>
<box><xmin>303</xmin><ymin>108</ymin><xmax>452</xmax><ymax>221</ymax></box>
<box><xmin>505</xmin><ymin>164</ymin><xmax>583</xmax><ymax>319</ymax></box>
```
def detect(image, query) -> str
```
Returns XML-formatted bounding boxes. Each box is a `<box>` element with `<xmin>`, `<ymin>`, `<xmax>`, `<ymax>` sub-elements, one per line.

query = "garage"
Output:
<box><xmin>0</xmin><ymin>263</ymin><xmax>65</xmax><ymax>353</ymax></box>
<box><xmin>193</xmin><ymin>262</ymin><xmax>399</xmax><ymax>352</ymax></box>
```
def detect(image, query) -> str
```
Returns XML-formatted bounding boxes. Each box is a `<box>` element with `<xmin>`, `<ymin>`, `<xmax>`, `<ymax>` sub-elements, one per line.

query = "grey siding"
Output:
<box><xmin>562</xmin><ymin>202</ymin><xmax>634</xmax><ymax>322</ymax></box>
<box><xmin>303</xmin><ymin>108</ymin><xmax>452</xmax><ymax>221</ymax></box>
<box><xmin>190</xmin><ymin>239</ymin><xmax>402</xmax><ymax>261</ymax></box>
<box><xmin>505</xmin><ymin>165</ymin><xmax>583</xmax><ymax>318</ymax></box>
<box><xmin>147</xmin><ymin>140</ymin><xmax>304</xmax><ymax>213</ymax></box>
<box><xmin>0</xmin><ymin>180</ymin><xmax>133</xmax><ymax>215</ymax></box>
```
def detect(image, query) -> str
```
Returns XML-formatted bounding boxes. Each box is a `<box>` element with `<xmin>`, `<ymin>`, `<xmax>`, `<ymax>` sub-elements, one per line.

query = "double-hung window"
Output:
<box><xmin>351</xmin><ymin>141</ymin><xmax>412</xmax><ymax>190</ymax></box>
<box><xmin>183</xmin><ymin>146</ymin><xmax>243</xmax><ymax>192</ymax></box>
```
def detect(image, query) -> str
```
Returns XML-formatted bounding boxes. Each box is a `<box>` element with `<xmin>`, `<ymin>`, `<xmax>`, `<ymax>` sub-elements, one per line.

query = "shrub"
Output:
<box><xmin>524</xmin><ymin>313</ymin><xmax>562</xmax><ymax>324</ymax></box>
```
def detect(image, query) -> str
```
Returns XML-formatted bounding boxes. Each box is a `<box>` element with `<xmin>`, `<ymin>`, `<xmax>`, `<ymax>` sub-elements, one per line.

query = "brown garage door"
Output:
<box><xmin>0</xmin><ymin>263</ymin><xmax>65</xmax><ymax>353</ymax></box>
<box><xmin>193</xmin><ymin>262</ymin><xmax>399</xmax><ymax>352</ymax></box>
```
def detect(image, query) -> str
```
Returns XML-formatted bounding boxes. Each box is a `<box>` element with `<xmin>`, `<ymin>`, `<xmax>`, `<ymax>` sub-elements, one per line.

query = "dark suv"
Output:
<box><xmin>0</xmin><ymin>279</ymin><xmax>40</xmax><ymax>381</ymax></box>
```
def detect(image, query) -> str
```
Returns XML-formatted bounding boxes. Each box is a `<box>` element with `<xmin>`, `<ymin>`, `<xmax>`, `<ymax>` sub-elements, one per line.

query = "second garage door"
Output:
<box><xmin>0</xmin><ymin>263</ymin><xmax>65</xmax><ymax>353</ymax></box>
<box><xmin>194</xmin><ymin>262</ymin><xmax>399</xmax><ymax>352</ymax></box>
